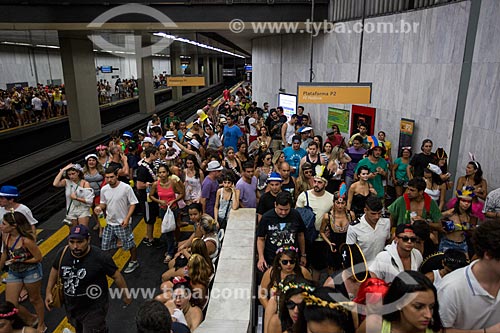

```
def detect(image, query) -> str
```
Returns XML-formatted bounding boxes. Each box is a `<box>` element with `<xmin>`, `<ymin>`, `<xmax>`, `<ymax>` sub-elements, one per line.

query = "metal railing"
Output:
<box><xmin>330</xmin><ymin>0</ymin><xmax>466</xmax><ymax>22</ymax></box>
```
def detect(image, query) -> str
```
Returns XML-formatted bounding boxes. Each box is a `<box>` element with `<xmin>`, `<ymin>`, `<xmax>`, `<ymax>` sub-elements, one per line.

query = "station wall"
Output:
<box><xmin>252</xmin><ymin>0</ymin><xmax>500</xmax><ymax>189</ymax></box>
<box><xmin>0</xmin><ymin>45</ymin><xmax>171</xmax><ymax>89</ymax></box>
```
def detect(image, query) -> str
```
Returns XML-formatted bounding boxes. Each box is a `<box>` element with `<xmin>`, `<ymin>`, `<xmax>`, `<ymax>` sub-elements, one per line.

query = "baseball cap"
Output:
<box><xmin>69</xmin><ymin>225</ymin><xmax>90</xmax><ymax>239</ymax></box>
<box><xmin>396</xmin><ymin>223</ymin><xmax>415</xmax><ymax>236</ymax></box>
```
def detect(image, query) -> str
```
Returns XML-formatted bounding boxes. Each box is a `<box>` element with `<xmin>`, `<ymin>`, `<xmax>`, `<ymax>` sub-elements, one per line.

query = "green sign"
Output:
<box><xmin>327</xmin><ymin>107</ymin><xmax>350</xmax><ymax>133</ymax></box>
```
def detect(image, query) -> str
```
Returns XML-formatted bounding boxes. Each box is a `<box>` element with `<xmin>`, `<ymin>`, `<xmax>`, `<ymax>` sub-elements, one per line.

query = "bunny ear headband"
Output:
<box><xmin>469</xmin><ymin>152</ymin><xmax>480</xmax><ymax>169</ymax></box>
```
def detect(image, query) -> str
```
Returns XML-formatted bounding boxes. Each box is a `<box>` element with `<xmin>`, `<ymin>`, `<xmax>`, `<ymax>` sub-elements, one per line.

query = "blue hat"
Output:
<box><xmin>69</xmin><ymin>224</ymin><xmax>90</xmax><ymax>239</ymax></box>
<box><xmin>122</xmin><ymin>131</ymin><xmax>133</xmax><ymax>138</ymax></box>
<box><xmin>267</xmin><ymin>172</ymin><xmax>283</xmax><ymax>183</ymax></box>
<box><xmin>0</xmin><ymin>185</ymin><xmax>19</xmax><ymax>197</ymax></box>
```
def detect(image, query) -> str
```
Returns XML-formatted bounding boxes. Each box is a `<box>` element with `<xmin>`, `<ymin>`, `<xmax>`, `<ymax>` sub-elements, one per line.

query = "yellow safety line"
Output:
<box><xmin>52</xmin><ymin>218</ymin><xmax>158</xmax><ymax>333</ymax></box>
<box><xmin>0</xmin><ymin>227</ymin><xmax>68</xmax><ymax>294</ymax></box>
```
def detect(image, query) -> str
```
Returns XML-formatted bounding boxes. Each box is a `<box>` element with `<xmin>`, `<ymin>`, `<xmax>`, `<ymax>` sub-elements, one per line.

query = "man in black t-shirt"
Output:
<box><xmin>256</xmin><ymin>172</ymin><xmax>282</xmax><ymax>224</ymax></box>
<box><xmin>256</xmin><ymin>192</ymin><xmax>306</xmax><ymax>272</ymax></box>
<box><xmin>136</xmin><ymin>146</ymin><xmax>159</xmax><ymax>246</ymax></box>
<box><xmin>45</xmin><ymin>225</ymin><xmax>130</xmax><ymax>333</ymax></box>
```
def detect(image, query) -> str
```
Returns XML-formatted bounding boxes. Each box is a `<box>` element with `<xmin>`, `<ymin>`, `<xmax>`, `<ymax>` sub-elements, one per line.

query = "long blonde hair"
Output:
<box><xmin>188</xmin><ymin>254</ymin><xmax>212</xmax><ymax>286</ymax></box>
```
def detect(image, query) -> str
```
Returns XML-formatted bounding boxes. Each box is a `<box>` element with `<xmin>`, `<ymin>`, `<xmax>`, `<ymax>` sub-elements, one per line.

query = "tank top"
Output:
<box><xmin>203</xmin><ymin>234</ymin><xmax>220</xmax><ymax>262</ymax></box>
<box><xmin>184</xmin><ymin>173</ymin><xmax>202</xmax><ymax>202</ymax></box>
<box><xmin>84</xmin><ymin>170</ymin><xmax>104</xmax><ymax>196</ymax></box>
<box><xmin>257</xmin><ymin>166</ymin><xmax>273</xmax><ymax>192</ymax></box>
<box><xmin>6</xmin><ymin>235</ymin><xmax>35</xmax><ymax>273</ymax></box>
<box><xmin>157</xmin><ymin>180</ymin><xmax>176</xmax><ymax>209</ymax></box>
<box><xmin>285</xmin><ymin>121</ymin><xmax>296</xmax><ymax>144</ymax></box>
<box><xmin>305</xmin><ymin>154</ymin><xmax>321</xmax><ymax>175</ymax></box>
<box><xmin>217</xmin><ymin>190</ymin><xmax>233</xmax><ymax>220</ymax></box>
<box><xmin>425</xmin><ymin>188</ymin><xmax>441</xmax><ymax>202</ymax></box>
<box><xmin>381</xmin><ymin>320</ymin><xmax>434</xmax><ymax>333</ymax></box>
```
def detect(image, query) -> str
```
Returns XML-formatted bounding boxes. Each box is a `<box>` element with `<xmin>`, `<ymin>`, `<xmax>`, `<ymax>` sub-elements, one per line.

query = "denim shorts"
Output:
<box><xmin>6</xmin><ymin>263</ymin><xmax>43</xmax><ymax>284</ymax></box>
<box><xmin>439</xmin><ymin>237</ymin><xmax>468</xmax><ymax>254</ymax></box>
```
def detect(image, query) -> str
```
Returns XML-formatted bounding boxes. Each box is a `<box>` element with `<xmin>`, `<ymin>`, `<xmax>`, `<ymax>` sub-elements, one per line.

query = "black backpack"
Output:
<box><xmin>296</xmin><ymin>191</ymin><xmax>318</xmax><ymax>243</ymax></box>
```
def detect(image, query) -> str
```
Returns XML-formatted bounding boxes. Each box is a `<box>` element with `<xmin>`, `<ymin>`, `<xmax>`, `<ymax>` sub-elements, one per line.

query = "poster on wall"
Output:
<box><xmin>278</xmin><ymin>93</ymin><xmax>297</xmax><ymax>120</ymax></box>
<box><xmin>397</xmin><ymin>118</ymin><xmax>415</xmax><ymax>157</ymax></box>
<box><xmin>327</xmin><ymin>107</ymin><xmax>350</xmax><ymax>133</ymax></box>
<box><xmin>351</xmin><ymin>105</ymin><xmax>376</xmax><ymax>136</ymax></box>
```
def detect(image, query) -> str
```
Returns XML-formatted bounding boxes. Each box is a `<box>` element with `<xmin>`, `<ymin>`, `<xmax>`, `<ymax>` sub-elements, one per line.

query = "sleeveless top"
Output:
<box><xmin>224</xmin><ymin>158</ymin><xmax>241</xmax><ymax>178</ymax></box>
<box><xmin>351</xmin><ymin>193</ymin><xmax>369</xmax><ymax>218</ymax></box>
<box><xmin>65</xmin><ymin>180</ymin><xmax>86</xmax><ymax>211</ymax></box>
<box><xmin>381</xmin><ymin>319</ymin><xmax>434</xmax><ymax>333</ymax></box>
<box><xmin>157</xmin><ymin>180</ymin><xmax>176</xmax><ymax>209</ymax></box>
<box><xmin>84</xmin><ymin>170</ymin><xmax>104</xmax><ymax>197</ymax></box>
<box><xmin>425</xmin><ymin>188</ymin><xmax>441</xmax><ymax>202</ymax></box>
<box><xmin>6</xmin><ymin>235</ymin><xmax>35</xmax><ymax>273</ymax></box>
<box><xmin>217</xmin><ymin>190</ymin><xmax>233</xmax><ymax>220</ymax></box>
<box><xmin>285</xmin><ymin>121</ymin><xmax>296</xmax><ymax>144</ymax></box>
<box><xmin>203</xmin><ymin>234</ymin><xmax>220</xmax><ymax>262</ymax></box>
<box><xmin>184</xmin><ymin>173</ymin><xmax>202</xmax><ymax>202</ymax></box>
<box><xmin>305</xmin><ymin>154</ymin><xmax>321</xmax><ymax>175</ymax></box>
<box><xmin>257</xmin><ymin>166</ymin><xmax>273</xmax><ymax>192</ymax></box>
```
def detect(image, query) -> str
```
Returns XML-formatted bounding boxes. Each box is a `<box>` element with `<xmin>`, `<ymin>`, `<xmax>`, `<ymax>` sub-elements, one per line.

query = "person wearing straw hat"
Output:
<box><xmin>201</xmin><ymin>161</ymin><xmax>223</xmax><ymax>218</ymax></box>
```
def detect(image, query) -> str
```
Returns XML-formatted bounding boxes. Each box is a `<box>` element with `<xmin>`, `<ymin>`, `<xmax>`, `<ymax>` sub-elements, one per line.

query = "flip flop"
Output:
<box><xmin>163</xmin><ymin>255</ymin><xmax>172</xmax><ymax>264</ymax></box>
<box><xmin>19</xmin><ymin>290</ymin><xmax>29</xmax><ymax>303</ymax></box>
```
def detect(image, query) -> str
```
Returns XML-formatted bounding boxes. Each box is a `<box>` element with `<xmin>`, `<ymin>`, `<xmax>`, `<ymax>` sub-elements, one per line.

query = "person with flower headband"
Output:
<box><xmin>0</xmin><ymin>302</ymin><xmax>37</xmax><ymax>333</ymax></box>
<box><xmin>259</xmin><ymin>245</ymin><xmax>312</xmax><ymax>309</ymax></box>
<box><xmin>320</xmin><ymin>188</ymin><xmax>355</xmax><ymax>273</ymax></box>
<box><xmin>294</xmin><ymin>287</ymin><xmax>356</xmax><ymax>333</ymax></box>
<box><xmin>439</xmin><ymin>188</ymin><xmax>477</xmax><ymax>258</ymax></box>
<box><xmin>265</xmin><ymin>275</ymin><xmax>315</xmax><ymax>333</ymax></box>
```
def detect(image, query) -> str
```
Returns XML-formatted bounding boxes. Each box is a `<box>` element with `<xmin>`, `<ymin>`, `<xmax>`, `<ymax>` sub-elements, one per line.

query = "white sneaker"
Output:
<box><xmin>124</xmin><ymin>261</ymin><xmax>139</xmax><ymax>274</ymax></box>
<box><xmin>62</xmin><ymin>329</ymin><xmax>75</xmax><ymax>333</ymax></box>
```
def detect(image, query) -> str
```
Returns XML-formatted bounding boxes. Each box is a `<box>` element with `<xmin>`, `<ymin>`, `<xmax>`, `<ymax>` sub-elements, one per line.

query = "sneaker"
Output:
<box><xmin>62</xmin><ymin>219</ymin><xmax>72</xmax><ymax>226</ymax></box>
<box><xmin>124</xmin><ymin>261</ymin><xmax>139</xmax><ymax>274</ymax></box>
<box><xmin>63</xmin><ymin>329</ymin><xmax>75</xmax><ymax>333</ymax></box>
<box><xmin>142</xmin><ymin>238</ymin><xmax>152</xmax><ymax>246</ymax></box>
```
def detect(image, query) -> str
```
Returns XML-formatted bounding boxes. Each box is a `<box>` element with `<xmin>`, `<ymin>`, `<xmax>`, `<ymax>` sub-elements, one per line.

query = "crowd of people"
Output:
<box><xmin>0</xmin><ymin>75</ymin><xmax>169</xmax><ymax>131</ymax></box>
<box><xmin>1</xmin><ymin>82</ymin><xmax>500</xmax><ymax>333</ymax></box>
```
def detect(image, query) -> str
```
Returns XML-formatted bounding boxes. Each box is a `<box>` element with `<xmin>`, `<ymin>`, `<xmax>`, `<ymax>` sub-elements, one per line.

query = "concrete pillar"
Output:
<box><xmin>136</xmin><ymin>35</ymin><xmax>155</xmax><ymax>114</ymax></box>
<box><xmin>211</xmin><ymin>57</ymin><xmax>218</xmax><ymax>85</ymax></box>
<box><xmin>191</xmin><ymin>56</ymin><xmax>199</xmax><ymax>93</ymax></box>
<box><xmin>59</xmin><ymin>34</ymin><xmax>101</xmax><ymax>141</ymax></box>
<box><xmin>203</xmin><ymin>56</ymin><xmax>211</xmax><ymax>87</ymax></box>
<box><xmin>170</xmin><ymin>48</ymin><xmax>182</xmax><ymax>101</ymax></box>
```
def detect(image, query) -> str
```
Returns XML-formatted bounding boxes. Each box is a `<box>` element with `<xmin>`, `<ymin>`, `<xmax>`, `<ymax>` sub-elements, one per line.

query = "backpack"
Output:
<box><xmin>297</xmin><ymin>191</ymin><xmax>318</xmax><ymax>243</ymax></box>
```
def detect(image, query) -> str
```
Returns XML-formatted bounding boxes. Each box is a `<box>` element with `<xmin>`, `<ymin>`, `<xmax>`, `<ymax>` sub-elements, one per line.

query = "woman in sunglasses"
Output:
<box><xmin>258</xmin><ymin>246</ymin><xmax>311</xmax><ymax>309</ymax></box>
<box><xmin>295</xmin><ymin>162</ymin><xmax>314</xmax><ymax>202</ymax></box>
<box><xmin>265</xmin><ymin>275</ymin><xmax>315</xmax><ymax>333</ymax></box>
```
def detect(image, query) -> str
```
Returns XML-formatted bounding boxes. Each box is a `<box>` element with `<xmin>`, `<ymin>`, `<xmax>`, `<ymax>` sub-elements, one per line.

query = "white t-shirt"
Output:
<box><xmin>31</xmin><ymin>97</ymin><xmax>42</xmax><ymax>111</ymax></box>
<box><xmin>0</xmin><ymin>204</ymin><xmax>38</xmax><ymax>225</ymax></box>
<box><xmin>100</xmin><ymin>182</ymin><xmax>138</xmax><ymax>226</ymax></box>
<box><xmin>248</xmin><ymin>117</ymin><xmax>257</xmax><ymax>136</ymax></box>
<box><xmin>438</xmin><ymin>260</ymin><xmax>500</xmax><ymax>330</ymax></box>
<box><xmin>296</xmin><ymin>190</ymin><xmax>333</xmax><ymax>240</ymax></box>
<box><xmin>346</xmin><ymin>215</ymin><xmax>391</xmax><ymax>262</ymax></box>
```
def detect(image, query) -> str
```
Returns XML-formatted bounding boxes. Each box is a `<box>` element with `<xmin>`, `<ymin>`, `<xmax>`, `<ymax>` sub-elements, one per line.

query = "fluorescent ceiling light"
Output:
<box><xmin>153</xmin><ymin>32</ymin><xmax>245</xmax><ymax>58</ymax></box>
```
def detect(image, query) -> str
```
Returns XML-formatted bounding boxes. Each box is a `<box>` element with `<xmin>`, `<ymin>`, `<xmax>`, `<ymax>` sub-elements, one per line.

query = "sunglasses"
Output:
<box><xmin>399</xmin><ymin>236</ymin><xmax>419</xmax><ymax>243</ymax></box>
<box><xmin>285</xmin><ymin>300</ymin><xmax>301</xmax><ymax>310</ymax></box>
<box><xmin>281</xmin><ymin>259</ymin><xmax>296</xmax><ymax>265</ymax></box>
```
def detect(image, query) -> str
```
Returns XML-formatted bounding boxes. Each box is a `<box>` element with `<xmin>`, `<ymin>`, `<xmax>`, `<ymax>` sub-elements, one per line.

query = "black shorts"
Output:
<box><xmin>67</xmin><ymin>300</ymin><xmax>109</xmax><ymax>333</ymax></box>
